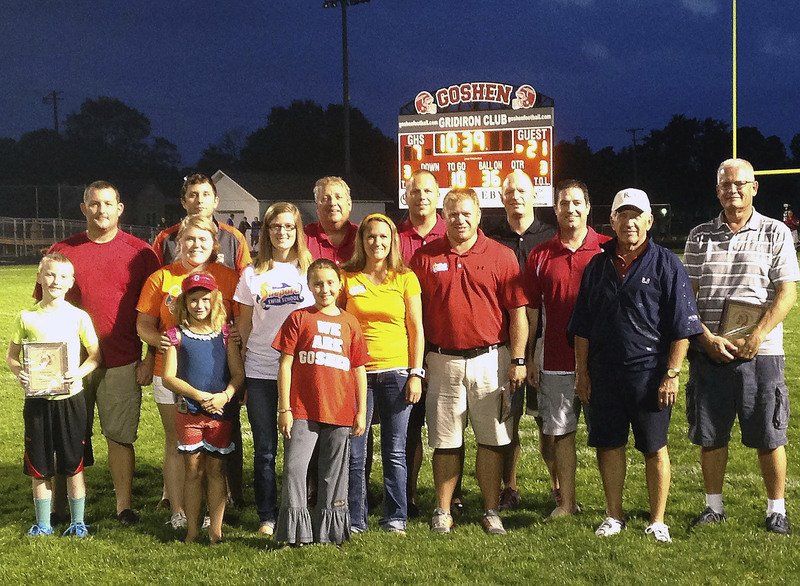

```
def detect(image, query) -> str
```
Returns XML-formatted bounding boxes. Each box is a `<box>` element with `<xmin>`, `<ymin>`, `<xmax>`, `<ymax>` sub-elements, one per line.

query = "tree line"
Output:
<box><xmin>0</xmin><ymin>97</ymin><xmax>798</xmax><ymax>232</ymax></box>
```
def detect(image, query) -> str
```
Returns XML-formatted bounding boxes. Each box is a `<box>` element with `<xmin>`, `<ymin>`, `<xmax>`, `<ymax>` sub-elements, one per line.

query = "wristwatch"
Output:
<box><xmin>666</xmin><ymin>367</ymin><xmax>682</xmax><ymax>379</ymax></box>
<box><xmin>511</xmin><ymin>358</ymin><xmax>526</xmax><ymax>366</ymax></box>
<box><xmin>409</xmin><ymin>368</ymin><xmax>426</xmax><ymax>380</ymax></box>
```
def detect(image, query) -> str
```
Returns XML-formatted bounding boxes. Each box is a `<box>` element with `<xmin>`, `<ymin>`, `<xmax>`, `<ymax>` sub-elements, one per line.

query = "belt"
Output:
<box><xmin>428</xmin><ymin>343</ymin><xmax>500</xmax><ymax>359</ymax></box>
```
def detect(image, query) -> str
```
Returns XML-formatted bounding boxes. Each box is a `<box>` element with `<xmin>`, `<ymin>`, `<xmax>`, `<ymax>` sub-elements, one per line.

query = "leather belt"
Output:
<box><xmin>428</xmin><ymin>343</ymin><xmax>500</xmax><ymax>359</ymax></box>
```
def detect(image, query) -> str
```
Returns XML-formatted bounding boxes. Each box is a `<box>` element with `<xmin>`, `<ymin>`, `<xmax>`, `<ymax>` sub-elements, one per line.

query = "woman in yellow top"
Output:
<box><xmin>340</xmin><ymin>213</ymin><xmax>424</xmax><ymax>534</ymax></box>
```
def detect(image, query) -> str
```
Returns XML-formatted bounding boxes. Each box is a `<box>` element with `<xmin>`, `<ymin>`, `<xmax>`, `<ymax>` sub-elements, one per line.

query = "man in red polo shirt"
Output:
<box><xmin>410</xmin><ymin>187</ymin><xmax>529</xmax><ymax>536</ymax></box>
<box><xmin>397</xmin><ymin>170</ymin><xmax>448</xmax><ymax>517</ymax></box>
<box><xmin>305</xmin><ymin>176</ymin><xmax>358</xmax><ymax>264</ymax></box>
<box><xmin>398</xmin><ymin>170</ymin><xmax>447</xmax><ymax>261</ymax></box>
<box><xmin>43</xmin><ymin>180</ymin><xmax>160</xmax><ymax>525</ymax></box>
<box><xmin>526</xmin><ymin>179</ymin><xmax>609</xmax><ymax>518</ymax></box>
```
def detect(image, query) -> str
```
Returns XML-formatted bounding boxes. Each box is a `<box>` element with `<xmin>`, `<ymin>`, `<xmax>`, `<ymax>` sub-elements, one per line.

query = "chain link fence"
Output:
<box><xmin>0</xmin><ymin>217</ymin><xmax>158</xmax><ymax>260</ymax></box>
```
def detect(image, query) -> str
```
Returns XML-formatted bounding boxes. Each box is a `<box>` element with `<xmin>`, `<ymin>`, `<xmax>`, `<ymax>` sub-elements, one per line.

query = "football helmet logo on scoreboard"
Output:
<box><xmin>414</xmin><ymin>91</ymin><xmax>437</xmax><ymax>115</ymax></box>
<box><xmin>511</xmin><ymin>84</ymin><xmax>537</xmax><ymax>110</ymax></box>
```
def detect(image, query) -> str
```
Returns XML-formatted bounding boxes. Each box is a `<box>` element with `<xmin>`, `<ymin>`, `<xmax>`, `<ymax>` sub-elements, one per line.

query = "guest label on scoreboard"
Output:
<box><xmin>398</xmin><ymin>82</ymin><xmax>554</xmax><ymax>209</ymax></box>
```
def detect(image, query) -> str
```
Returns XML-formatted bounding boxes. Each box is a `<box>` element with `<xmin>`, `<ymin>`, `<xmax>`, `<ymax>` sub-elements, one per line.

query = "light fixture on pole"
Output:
<box><xmin>322</xmin><ymin>0</ymin><xmax>371</xmax><ymax>178</ymax></box>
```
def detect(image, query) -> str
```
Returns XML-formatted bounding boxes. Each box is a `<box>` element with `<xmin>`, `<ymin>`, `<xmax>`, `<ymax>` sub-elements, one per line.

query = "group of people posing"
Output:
<box><xmin>8</xmin><ymin>157</ymin><xmax>797</xmax><ymax>546</ymax></box>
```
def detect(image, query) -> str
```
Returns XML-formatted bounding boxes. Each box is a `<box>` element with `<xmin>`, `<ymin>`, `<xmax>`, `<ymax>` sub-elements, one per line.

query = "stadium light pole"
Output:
<box><xmin>322</xmin><ymin>0</ymin><xmax>370</xmax><ymax>178</ymax></box>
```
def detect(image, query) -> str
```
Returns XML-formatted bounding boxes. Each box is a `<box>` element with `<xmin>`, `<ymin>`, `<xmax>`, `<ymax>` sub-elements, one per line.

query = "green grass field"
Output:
<box><xmin>1</xmin><ymin>264</ymin><xmax>799</xmax><ymax>584</ymax></box>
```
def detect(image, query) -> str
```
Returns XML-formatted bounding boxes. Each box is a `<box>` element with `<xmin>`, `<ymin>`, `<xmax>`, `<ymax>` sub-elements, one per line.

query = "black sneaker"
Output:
<box><xmin>689</xmin><ymin>507</ymin><xmax>727</xmax><ymax>528</ymax></box>
<box><xmin>766</xmin><ymin>512</ymin><xmax>791</xmax><ymax>535</ymax></box>
<box><xmin>117</xmin><ymin>509</ymin><xmax>140</xmax><ymax>526</ymax></box>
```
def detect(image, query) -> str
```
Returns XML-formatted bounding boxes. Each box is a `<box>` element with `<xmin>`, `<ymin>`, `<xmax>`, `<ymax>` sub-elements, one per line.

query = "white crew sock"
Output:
<box><xmin>767</xmin><ymin>498</ymin><xmax>786</xmax><ymax>516</ymax></box>
<box><xmin>705</xmin><ymin>493</ymin><xmax>724</xmax><ymax>514</ymax></box>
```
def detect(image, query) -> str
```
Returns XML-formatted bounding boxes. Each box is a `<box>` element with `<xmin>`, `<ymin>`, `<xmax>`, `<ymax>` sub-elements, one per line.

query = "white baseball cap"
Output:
<box><xmin>611</xmin><ymin>188</ymin><xmax>651</xmax><ymax>214</ymax></box>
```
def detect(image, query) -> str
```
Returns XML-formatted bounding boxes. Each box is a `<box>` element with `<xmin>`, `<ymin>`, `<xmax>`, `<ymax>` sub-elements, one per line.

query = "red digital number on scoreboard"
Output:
<box><xmin>399</xmin><ymin>127</ymin><xmax>552</xmax><ymax>205</ymax></box>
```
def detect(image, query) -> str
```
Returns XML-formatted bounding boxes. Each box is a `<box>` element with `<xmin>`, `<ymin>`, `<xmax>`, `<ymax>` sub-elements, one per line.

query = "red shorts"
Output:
<box><xmin>175</xmin><ymin>411</ymin><xmax>234</xmax><ymax>455</ymax></box>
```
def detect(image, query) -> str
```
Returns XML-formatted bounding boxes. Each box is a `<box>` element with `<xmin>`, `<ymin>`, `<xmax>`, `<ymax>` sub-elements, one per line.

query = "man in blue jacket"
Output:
<box><xmin>568</xmin><ymin>188</ymin><xmax>703</xmax><ymax>543</ymax></box>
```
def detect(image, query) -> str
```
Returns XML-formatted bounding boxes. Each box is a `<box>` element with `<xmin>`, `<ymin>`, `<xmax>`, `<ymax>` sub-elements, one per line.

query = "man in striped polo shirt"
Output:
<box><xmin>684</xmin><ymin>158</ymin><xmax>800</xmax><ymax>535</ymax></box>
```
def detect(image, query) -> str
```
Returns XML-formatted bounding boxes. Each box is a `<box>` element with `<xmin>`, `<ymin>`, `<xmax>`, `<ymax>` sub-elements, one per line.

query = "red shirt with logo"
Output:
<box><xmin>409</xmin><ymin>231</ymin><xmax>528</xmax><ymax>350</ymax></box>
<box><xmin>525</xmin><ymin>228</ymin><xmax>610</xmax><ymax>372</ymax></box>
<box><xmin>397</xmin><ymin>215</ymin><xmax>447</xmax><ymax>263</ymax></box>
<box><xmin>272</xmin><ymin>307</ymin><xmax>369</xmax><ymax>426</ymax></box>
<box><xmin>304</xmin><ymin>221</ymin><xmax>358</xmax><ymax>265</ymax></box>
<box><xmin>42</xmin><ymin>231</ymin><xmax>160</xmax><ymax>368</ymax></box>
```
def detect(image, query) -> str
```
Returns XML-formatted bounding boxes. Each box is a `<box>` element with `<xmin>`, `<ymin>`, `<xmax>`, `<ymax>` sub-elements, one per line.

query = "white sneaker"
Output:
<box><xmin>258</xmin><ymin>521</ymin><xmax>275</xmax><ymax>536</ymax></box>
<box><xmin>595</xmin><ymin>516</ymin><xmax>625</xmax><ymax>537</ymax></box>
<box><xmin>201</xmin><ymin>516</ymin><xmax>211</xmax><ymax>530</ymax></box>
<box><xmin>166</xmin><ymin>511</ymin><xmax>187</xmax><ymax>529</ymax></box>
<box><xmin>645</xmin><ymin>522</ymin><xmax>672</xmax><ymax>543</ymax></box>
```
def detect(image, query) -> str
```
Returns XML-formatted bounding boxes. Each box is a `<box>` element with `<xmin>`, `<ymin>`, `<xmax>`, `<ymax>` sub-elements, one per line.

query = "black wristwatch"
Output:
<box><xmin>511</xmin><ymin>358</ymin><xmax>526</xmax><ymax>366</ymax></box>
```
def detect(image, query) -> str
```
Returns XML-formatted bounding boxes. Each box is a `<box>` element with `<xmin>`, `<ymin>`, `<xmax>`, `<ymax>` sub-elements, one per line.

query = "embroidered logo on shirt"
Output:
<box><xmin>432</xmin><ymin>262</ymin><xmax>448</xmax><ymax>273</ymax></box>
<box><xmin>641</xmin><ymin>277</ymin><xmax>651</xmax><ymax>284</ymax></box>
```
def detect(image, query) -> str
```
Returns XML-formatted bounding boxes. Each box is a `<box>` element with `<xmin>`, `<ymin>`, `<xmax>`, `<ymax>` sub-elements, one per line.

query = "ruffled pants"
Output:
<box><xmin>276</xmin><ymin>419</ymin><xmax>351</xmax><ymax>545</ymax></box>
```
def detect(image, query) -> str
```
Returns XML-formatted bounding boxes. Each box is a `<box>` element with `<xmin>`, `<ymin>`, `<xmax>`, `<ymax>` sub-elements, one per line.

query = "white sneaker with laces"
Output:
<box><xmin>645</xmin><ymin>522</ymin><xmax>672</xmax><ymax>543</ymax></box>
<box><xmin>595</xmin><ymin>516</ymin><xmax>625</xmax><ymax>537</ymax></box>
<box><xmin>167</xmin><ymin>511</ymin><xmax>187</xmax><ymax>529</ymax></box>
<box><xmin>201</xmin><ymin>515</ymin><xmax>211</xmax><ymax>530</ymax></box>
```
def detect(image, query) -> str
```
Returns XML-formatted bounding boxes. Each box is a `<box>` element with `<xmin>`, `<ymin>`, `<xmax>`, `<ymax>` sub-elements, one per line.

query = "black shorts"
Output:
<box><xmin>23</xmin><ymin>392</ymin><xmax>87</xmax><ymax>478</ymax></box>
<box><xmin>586</xmin><ymin>367</ymin><xmax>670</xmax><ymax>454</ymax></box>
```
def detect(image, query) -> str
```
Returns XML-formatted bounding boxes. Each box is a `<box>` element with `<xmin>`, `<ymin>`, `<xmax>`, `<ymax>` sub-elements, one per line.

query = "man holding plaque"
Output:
<box><xmin>684</xmin><ymin>158</ymin><xmax>800</xmax><ymax>535</ymax></box>
<box><xmin>568</xmin><ymin>188</ymin><xmax>703</xmax><ymax>543</ymax></box>
<box><xmin>43</xmin><ymin>181</ymin><xmax>160</xmax><ymax>525</ymax></box>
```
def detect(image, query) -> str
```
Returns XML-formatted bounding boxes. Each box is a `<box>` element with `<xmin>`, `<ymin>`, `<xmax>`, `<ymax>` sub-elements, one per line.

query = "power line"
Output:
<box><xmin>42</xmin><ymin>90</ymin><xmax>64</xmax><ymax>134</ymax></box>
<box><xmin>626</xmin><ymin>127</ymin><xmax>644</xmax><ymax>187</ymax></box>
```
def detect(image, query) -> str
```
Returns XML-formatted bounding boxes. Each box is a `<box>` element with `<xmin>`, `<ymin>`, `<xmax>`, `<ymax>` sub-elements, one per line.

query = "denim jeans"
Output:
<box><xmin>245</xmin><ymin>377</ymin><xmax>279</xmax><ymax>524</ymax></box>
<box><xmin>348</xmin><ymin>369</ymin><xmax>412</xmax><ymax>531</ymax></box>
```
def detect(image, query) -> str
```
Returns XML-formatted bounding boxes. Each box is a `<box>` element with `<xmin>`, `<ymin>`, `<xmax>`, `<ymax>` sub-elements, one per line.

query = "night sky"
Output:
<box><xmin>2</xmin><ymin>1</ymin><xmax>798</xmax><ymax>166</ymax></box>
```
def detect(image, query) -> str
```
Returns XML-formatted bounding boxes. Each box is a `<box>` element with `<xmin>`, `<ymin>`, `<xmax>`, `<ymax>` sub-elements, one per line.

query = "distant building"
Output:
<box><xmin>211</xmin><ymin>170</ymin><xmax>391</xmax><ymax>229</ymax></box>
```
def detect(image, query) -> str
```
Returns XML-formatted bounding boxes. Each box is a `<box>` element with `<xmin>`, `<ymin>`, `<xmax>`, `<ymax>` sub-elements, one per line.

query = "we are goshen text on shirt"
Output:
<box><xmin>272</xmin><ymin>307</ymin><xmax>369</xmax><ymax>426</ymax></box>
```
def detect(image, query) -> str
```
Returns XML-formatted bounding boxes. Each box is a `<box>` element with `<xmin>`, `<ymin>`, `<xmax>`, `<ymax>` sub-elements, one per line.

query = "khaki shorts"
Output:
<box><xmin>84</xmin><ymin>362</ymin><xmax>141</xmax><ymax>444</ymax></box>
<box><xmin>538</xmin><ymin>372</ymin><xmax>581</xmax><ymax>436</ymax></box>
<box><xmin>152</xmin><ymin>375</ymin><xmax>176</xmax><ymax>405</ymax></box>
<box><xmin>425</xmin><ymin>345</ymin><xmax>512</xmax><ymax>449</ymax></box>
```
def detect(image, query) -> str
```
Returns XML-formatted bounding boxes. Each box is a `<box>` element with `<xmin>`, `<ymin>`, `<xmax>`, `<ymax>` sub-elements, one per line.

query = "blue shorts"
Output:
<box><xmin>686</xmin><ymin>351</ymin><xmax>788</xmax><ymax>450</ymax></box>
<box><xmin>586</xmin><ymin>366</ymin><xmax>670</xmax><ymax>454</ymax></box>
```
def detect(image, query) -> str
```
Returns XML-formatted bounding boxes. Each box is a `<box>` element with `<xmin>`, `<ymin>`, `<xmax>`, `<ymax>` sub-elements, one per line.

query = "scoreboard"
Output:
<box><xmin>398</xmin><ymin>82</ymin><xmax>554</xmax><ymax>208</ymax></box>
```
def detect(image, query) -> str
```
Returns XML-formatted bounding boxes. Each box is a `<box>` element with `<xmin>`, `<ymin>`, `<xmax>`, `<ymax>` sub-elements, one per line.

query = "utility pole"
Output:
<box><xmin>42</xmin><ymin>90</ymin><xmax>63</xmax><ymax>134</ymax></box>
<box><xmin>626</xmin><ymin>127</ymin><xmax>644</xmax><ymax>187</ymax></box>
<box><xmin>322</xmin><ymin>0</ymin><xmax>371</xmax><ymax>178</ymax></box>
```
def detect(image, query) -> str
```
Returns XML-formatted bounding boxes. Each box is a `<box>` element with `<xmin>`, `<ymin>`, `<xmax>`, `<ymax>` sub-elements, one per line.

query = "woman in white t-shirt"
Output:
<box><xmin>234</xmin><ymin>202</ymin><xmax>313</xmax><ymax>535</ymax></box>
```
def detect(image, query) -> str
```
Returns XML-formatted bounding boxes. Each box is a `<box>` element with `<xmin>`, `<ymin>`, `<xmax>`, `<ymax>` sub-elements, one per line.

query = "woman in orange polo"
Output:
<box><xmin>136</xmin><ymin>215</ymin><xmax>239</xmax><ymax>530</ymax></box>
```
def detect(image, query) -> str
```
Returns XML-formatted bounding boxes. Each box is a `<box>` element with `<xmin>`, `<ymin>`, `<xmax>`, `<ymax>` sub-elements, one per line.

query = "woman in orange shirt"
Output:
<box><xmin>136</xmin><ymin>215</ymin><xmax>239</xmax><ymax>530</ymax></box>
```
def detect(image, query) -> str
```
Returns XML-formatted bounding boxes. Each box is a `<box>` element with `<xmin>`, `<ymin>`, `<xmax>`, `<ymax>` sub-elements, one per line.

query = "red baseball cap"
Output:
<box><xmin>181</xmin><ymin>272</ymin><xmax>218</xmax><ymax>294</ymax></box>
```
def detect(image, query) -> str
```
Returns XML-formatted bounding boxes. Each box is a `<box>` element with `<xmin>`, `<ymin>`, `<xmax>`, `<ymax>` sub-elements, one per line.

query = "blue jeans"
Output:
<box><xmin>245</xmin><ymin>377</ymin><xmax>279</xmax><ymax>524</ymax></box>
<box><xmin>348</xmin><ymin>370</ymin><xmax>412</xmax><ymax>531</ymax></box>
